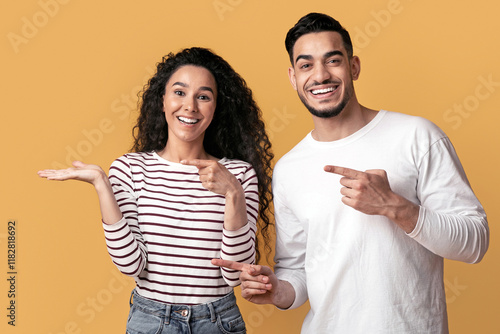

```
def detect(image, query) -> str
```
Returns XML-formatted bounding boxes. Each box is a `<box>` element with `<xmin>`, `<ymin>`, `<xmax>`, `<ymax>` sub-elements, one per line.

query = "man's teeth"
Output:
<box><xmin>311</xmin><ymin>87</ymin><xmax>334</xmax><ymax>95</ymax></box>
<box><xmin>178</xmin><ymin>117</ymin><xmax>199</xmax><ymax>124</ymax></box>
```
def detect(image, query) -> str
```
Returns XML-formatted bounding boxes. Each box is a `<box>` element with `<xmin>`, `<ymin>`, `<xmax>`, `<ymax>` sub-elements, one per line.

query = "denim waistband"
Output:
<box><xmin>130</xmin><ymin>290</ymin><xmax>237</xmax><ymax>323</ymax></box>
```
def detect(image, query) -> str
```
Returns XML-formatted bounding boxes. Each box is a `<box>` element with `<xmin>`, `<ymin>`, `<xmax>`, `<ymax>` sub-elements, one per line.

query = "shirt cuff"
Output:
<box><xmin>222</xmin><ymin>222</ymin><xmax>250</xmax><ymax>236</ymax></box>
<box><xmin>406</xmin><ymin>205</ymin><xmax>424</xmax><ymax>238</ymax></box>
<box><xmin>102</xmin><ymin>216</ymin><xmax>126</xmax><ymax>231</ymax></box>
<box><xmin>275</xmin><ymin>270</ymin><xmax>308</xmax><ymax>310</ymax></box>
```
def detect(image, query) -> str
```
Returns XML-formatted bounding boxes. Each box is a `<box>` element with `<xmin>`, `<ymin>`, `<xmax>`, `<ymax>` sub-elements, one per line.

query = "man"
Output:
<box><xmin>213</xmin><ymin>12</ymin><xmax>489</xmax><ymax>333</ymax></box>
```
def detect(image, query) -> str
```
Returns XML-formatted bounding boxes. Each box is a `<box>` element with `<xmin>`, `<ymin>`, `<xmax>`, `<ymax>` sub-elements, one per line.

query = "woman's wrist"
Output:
<box><xmin>223</xmin><ymin>185</ymin><xmax>247</xmax><ymax>231</ymax></box>
<box><xmin>224</xmin><ymin>178</ymin><xmax>244</xmax><ymax>198</ymax></box>
<box><xmin>93</xmin><ymin>171</ymin><xmax>112</xmax><ymax>194</ymax></box>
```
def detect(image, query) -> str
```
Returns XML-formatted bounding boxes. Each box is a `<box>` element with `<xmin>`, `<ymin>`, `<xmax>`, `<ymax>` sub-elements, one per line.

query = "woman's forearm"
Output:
<box><xmin>223</xmin><ymin>186</ymin><xmax>248</xmax><ymax>231</ymax></box>
<box><xmin>93</xmin><ymin>174</ymin><xmax>123</xmax><ymax>225</ymax></box>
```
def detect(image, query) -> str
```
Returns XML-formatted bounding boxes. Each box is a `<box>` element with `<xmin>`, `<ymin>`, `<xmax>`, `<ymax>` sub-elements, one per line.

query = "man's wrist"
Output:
<box><xmin>273</xmin><ymin>279</ymin><xmax>295</xmax><ymax>309</ymax></box>
<box><xmin>385</xmin><ymin>194</ymin><xmax>419</xmax><ymax>233</ymax></box>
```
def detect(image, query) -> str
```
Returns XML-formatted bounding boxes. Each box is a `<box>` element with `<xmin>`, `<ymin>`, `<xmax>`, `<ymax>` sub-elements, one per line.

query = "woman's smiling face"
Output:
<box><xmin>163</xmin><ymin>65</ymin><xmax>217</xmax><ymax>145</ymax></box>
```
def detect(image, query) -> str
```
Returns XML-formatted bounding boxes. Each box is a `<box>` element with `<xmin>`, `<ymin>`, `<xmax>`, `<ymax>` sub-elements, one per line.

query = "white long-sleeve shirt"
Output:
<box><xmin>102</xmin><ymin>151</ymin><xmax>258</xmax><ymax>305</ymax></box>
<box><xmin>273</xmin><ymin>110</ymin><xmax>489</xmax><ymax>333</ymax></box>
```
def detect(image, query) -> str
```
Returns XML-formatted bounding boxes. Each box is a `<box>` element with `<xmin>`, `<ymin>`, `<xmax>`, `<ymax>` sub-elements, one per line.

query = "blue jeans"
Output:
<box><xmin>126</xmin><ymin>290</ymin><xmax>246</xmax><ymax>334</ymax></box>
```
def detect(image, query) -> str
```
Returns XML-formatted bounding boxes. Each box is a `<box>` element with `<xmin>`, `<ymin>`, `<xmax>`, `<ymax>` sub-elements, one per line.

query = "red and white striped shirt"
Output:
<box><xmin>102</xmin><ymin>151</ymin><xmax>258</xmax><ymax>305</ymax></box>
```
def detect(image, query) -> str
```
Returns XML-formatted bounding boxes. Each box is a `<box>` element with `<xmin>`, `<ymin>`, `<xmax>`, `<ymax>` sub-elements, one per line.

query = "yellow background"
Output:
<box><xmin>2</xmin><ymin>0</ymin><xmax>499</xmax><ymax>333</ymax></box>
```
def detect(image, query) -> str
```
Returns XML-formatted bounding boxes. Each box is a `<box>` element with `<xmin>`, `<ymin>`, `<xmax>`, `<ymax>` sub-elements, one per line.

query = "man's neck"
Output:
<box><xmin>311</xmin><ymin>101</ymin><xmax>378</xmax><ymax>142</ymax></box>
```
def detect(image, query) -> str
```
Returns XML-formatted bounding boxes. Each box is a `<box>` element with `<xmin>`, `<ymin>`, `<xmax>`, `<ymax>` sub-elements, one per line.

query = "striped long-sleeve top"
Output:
<box><xmin>102</xmin><ymin>151</ymin><xmax>258</xmax><ymax>305</ymax></box>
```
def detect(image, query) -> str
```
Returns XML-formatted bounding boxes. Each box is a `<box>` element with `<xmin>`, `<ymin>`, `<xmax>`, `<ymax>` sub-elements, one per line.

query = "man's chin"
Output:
<box><xmin>307</xmin><ymin>107</ymin><xmax>342</xmax><ymax>119</ymax></box>
<box><xmin>298</xmin><ymin>93</ymin><xmax>346</xmax><ymax>118</ymax></box>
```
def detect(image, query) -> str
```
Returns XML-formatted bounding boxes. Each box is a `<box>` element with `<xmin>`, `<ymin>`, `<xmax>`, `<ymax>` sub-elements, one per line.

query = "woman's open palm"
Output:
<box><xmin>38</xmin><ymin>161</ymin><xmax>106</xmax><ymax>185</ymax></box>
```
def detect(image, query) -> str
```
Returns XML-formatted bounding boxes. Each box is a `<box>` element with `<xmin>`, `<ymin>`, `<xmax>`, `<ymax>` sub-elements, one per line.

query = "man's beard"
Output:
<box><xmin>298</xmin><ymin>83</ymin><xmax>352</xmax><ymax>119</ymax></box>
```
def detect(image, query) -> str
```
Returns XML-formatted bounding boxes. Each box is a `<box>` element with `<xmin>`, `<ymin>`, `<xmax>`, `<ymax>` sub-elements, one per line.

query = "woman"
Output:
<box><xmin>38</xmin><ymin>47</ymin><xmax>273</xmax><ymax>334</ymax></box>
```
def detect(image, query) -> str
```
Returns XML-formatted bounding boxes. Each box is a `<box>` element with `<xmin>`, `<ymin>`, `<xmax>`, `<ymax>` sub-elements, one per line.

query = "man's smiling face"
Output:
<box><xmin>288</xmin><ymin>31</ymin><xmax>359</xmax><ymax>119</ymax></box>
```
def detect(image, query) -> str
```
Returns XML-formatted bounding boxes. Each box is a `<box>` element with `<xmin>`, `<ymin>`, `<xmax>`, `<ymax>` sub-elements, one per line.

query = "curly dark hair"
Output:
<box><xmin>131</xmin><ymin>47</ymin><xmax>274</xmax><ymax>263</ymax></box>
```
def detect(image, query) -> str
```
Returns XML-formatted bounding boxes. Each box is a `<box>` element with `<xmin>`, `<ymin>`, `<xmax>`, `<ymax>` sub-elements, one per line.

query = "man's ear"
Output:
<box><xmin>288</xmin><ymin>66</ymin><xmax>297</xmax><ymax>90</ymax></box>
<box><xmin>351</xmin><ymin>55</ymin><xmax>361</xmax><ymax>81</ymax></box>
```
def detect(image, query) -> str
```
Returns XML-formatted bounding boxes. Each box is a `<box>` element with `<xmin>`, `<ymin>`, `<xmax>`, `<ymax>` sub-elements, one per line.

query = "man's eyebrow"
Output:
<box><xmin>295</xmin><ymin>50</ymin><xmax>344</xmax><ymax>65</ymax></box>
<box><xmin>324</xmin><ymin>50</ymin><xmax>344</xmax><ymax>58</ymax></box>
<box><xmin>295</xmin><ymin>54</ymin><xmax>313</xmax><ymax>64</ymax></box>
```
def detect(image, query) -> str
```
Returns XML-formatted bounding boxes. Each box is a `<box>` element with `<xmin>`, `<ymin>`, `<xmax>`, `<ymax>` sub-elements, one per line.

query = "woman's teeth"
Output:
<box><xmin>178</xmin><ymin>117</ymin><xmax>199</xmax><ymax>124</ymax></box>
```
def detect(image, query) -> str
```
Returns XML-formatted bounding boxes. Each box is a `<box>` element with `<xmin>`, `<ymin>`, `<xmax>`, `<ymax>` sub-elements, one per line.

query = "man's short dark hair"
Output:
<box><xmin>285</xmin><ymin>13</ymin><xmax>353</xmax><ymax>65</ymax></box>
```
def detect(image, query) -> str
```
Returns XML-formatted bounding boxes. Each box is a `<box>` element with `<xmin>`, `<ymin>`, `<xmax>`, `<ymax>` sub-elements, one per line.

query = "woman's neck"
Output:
<box><xmin>157</xmin><ymin>139</ymin><xmax>214</xmax><ymax>163</ymax></box>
